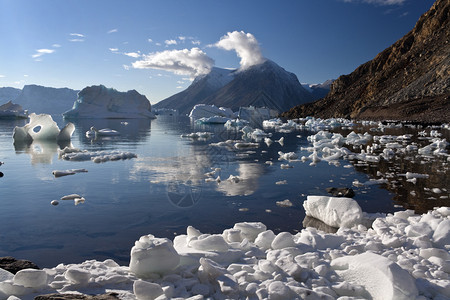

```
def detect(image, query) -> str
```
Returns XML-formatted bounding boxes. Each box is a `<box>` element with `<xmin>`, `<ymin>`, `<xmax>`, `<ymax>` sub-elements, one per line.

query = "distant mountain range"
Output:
<box><xmin>0</xmin><ymin>85</ymin><xmax>79</xmax><ymax>116</ymax></box>
<box><xmin>154</xmin><ymin>60</ymin><xmax>324</xmax><ymax>115</ymax></box>
<box><xmin>1</xmin><ymin>63</ymin><xmax>332</xmax><ymax>117</ymax></box>
<box><xmin>283</xmin><ymin>0</ymin><xmax>449</xmax><ymax>123</ymax></box>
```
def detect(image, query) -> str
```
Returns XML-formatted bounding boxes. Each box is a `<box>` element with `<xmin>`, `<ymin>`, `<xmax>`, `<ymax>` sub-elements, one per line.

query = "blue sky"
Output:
<box><xmin>0</xmin><ymin>0</ymin><xmax>435</xmax><ymax>104</ymax></box>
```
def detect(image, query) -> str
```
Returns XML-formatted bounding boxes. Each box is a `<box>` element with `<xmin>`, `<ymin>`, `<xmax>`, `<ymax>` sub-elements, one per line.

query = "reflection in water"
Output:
<box><xmin>14</xmin><ymin>140</ymin><xmax>72</xmax><ymax>164</ymax></box>
<box><xmin>216</xmin><ymin>163</ymin><xmax>264</xmax><ymax>196</ymax></box>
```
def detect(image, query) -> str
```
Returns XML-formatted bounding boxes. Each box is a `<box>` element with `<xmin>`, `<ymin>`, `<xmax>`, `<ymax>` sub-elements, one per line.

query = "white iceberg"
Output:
<box><xmin>303</xmin><ymin>195</ymin><xmax>363</xmax><ymax>228</ymax></box>
<box><xmin>12</xmin><ymin>113</ymin><xmax>74</xmax><ymax>144</ymax></box>
<box><xmin>63</xmin><ymin>85</ymin><xmax>156</xmax><ymax>119</ymax></box>
<box><xmin>188</xmin><ymin>104</ymin><xmax>234</xmax><ymax>119</ymax></box>
<box><xmin>0</xmin><ymin>101</ymin><xmax>28</xmax><ymax>119</ymax></box>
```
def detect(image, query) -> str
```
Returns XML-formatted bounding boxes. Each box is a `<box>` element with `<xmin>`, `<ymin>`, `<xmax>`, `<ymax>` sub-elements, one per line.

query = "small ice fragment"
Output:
<box><xmin>275</xmin><ymin>180</ymin><xmax>287</xmax><ymax>185</ymax></box>
<box><xmin>51</xmin><ymin>200</ymin><xmax>59</xmax><ymax>206</ymax></box>
<box><xmin>280</xmin><ymin>164</ymin><xmax>292</xmax><ymax>169</ymax></box>
<box><xmin>74</xmin><ymin>197</ymin><xmax>85</xmax><ymax>205</ymax></box>
<box><xmin>13</xmin><ymin>269</ymin><xmax>47</xmax><ymax>288</ymax></box>
<box><xmin>276</xmin><ymin>199</ymin><xmax>293</xmax><ymax>207</ymax></box>
<box><xmin>61</xmin><ymin>194</ymin><xmax>81</xmax><ymax>200</ymax></box>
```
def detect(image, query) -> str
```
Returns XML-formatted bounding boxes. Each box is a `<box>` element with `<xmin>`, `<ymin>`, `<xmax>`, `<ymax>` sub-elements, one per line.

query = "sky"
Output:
<box><xmin>0</xmin><ymin>0</ymin><xmax>435</xmax><ymax>104</ymax></box>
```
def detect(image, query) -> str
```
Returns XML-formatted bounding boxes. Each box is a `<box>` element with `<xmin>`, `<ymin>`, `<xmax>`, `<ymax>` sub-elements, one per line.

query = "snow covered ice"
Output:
<box><xmin>63</xmin><ymin>85</ymin><xmax>156</xmax><ymax>119</ymax></box>
<box><xmin>1</xmin><ymin>202</ymin><xmax>449</xmax><ymax>299</ymax></box>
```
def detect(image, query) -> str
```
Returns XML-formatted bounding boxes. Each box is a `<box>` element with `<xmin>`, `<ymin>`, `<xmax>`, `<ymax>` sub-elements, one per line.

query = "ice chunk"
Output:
<box><xmin>129</xmin><ymin>235</ymin><xmax>180</xmax><ymax>277</ymax></box>
<box><xmin>189</xmin><ymin>234</ymin><xmax>229</xmax><ymax>252</ymax></box>
<box><xmin>13</xmin><ymin>113</ymin><xmax>74</xmax><ymax>143</ymax></box>
<box><xmin>52</xmin><ymin>168</ymin><xmax>88</xmax><ymax>177</ymax></box>
<box><xmin>331</xmin><ymin>252</ymin><xmax>418</xmax><ymax>300</ymax></box>
<box><xmin>133</xmin><ymin>280</ymin><xmax>164</xmax><ymax>300</ymax></box>
<box><xmin>63</xmin><ymin>85</ymin><xmax>156</xmax><ymax>119</ymax></box>
<box><xmin>271</xmin><ymin>232</ymin><xmax>295</xmax><ymax>249</ymax></box>
<box><xmin>278</xmin><ymin>151</ymin><xmax>298</xmax><ymax>161</ymax></box>
<box><xmin>233</xmin><ymin>222</ymin><xmax>267</xmax><ymax>242</ymax></box>
<box><xmin>13</xmin><ymin>269</ymin><xmax>47</xmax><ymax>288</ymax></box>
<box><xmin>432</xmin><ymin>219</ymin><xmax>450</xmax><ymax>248</ymax></box>
<box><xmin>303</xmin><ymin>196</ymin><xmax>363</xmax><ymax>228</ymax></box>
<box><xmin>64</xmin><ymin>267</ymin><xmax>90</xmax><ymax>285</ymax></box>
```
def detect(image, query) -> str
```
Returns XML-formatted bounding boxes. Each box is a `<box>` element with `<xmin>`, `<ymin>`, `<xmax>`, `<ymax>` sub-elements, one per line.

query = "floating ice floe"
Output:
<box><xmin>0</xmin><ymin>101</ymin><xmax>28</xmax><ymax>119</ymax></box>
<box><xmin>180</xmin><ymin>132</ymin><xmax>213</xmax><ymax>140</ymax></box>
<box><xmin>195</xmin><ymin>116</ymin><xmax>231</xmax><ymax>124</ymax></box>
<box><xmin>2</xmin><ymin>202</ymin><xmax>449</xmax><ymax>299</ymax></box>
<box><xmin>85</xmin><ymin>127</ymin><xmax>120</xmax><ymax>138</ymax></box>
<box><xmin>52</xmin><ymin>168</ymin><xmax>88</xmax><ymax>177</ymax></box>
<box><xmin>12</xmin><ymin>113</ymin><xmax>74</xmax><ymax>144</ymax></box>
<box><xmin>63</xmin><ymin>85</ymin><xmax>156</xmax><ymax>119</ymax></box>
<box><xmin>59</xmin><ymin>193</ymin><xmax>85</xmax><ymax>205</ymax></box>
<box><xmin>58</xmin><ymin>147</ymin><xmax>137</xmax><ymax>163</ymax></box>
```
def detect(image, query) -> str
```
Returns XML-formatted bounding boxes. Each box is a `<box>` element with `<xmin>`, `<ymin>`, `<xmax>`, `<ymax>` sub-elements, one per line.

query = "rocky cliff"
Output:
<box><xmin>283</xmin><ymin>0</ymin><xmax>449</xmax><ymax>123</ymax></box>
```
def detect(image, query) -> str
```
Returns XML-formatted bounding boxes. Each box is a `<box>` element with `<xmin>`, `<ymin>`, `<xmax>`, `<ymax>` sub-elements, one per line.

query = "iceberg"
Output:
<box><xmin>0</xmin><ymin>101</ymin><xmax>28</xmax><ymax>119</ymax></box>
<box><xmin>237</xmin><ymin>106</ymin><xmax>278</xmax><ymax>124</ymax></box>
<box><xmin>12</xmin><ymin>113</ymin><xmax>74</xmax><ymax>144</ymax></box>
<box><xmin>63</xmin><ymin>85</ymin><xmax>156</xmax><ymax>119</ymax></box>
<box><xmin>188</xmin><ymin>104</ymin><xmax>235</xmax><ymax>119</ymax></box>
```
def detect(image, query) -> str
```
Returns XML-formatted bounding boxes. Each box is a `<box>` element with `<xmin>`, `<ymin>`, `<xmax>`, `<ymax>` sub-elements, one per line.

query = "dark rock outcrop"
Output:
<box><xmin>35</xmin><ymin>293</ymin><xmax>120</xmax><ymax>300</ymax></box>
<box><xmin>283</xmin><ymin>0</ymin><xmax>449</xmax><ymax>123</ymax></box>
<box><xmin>0</xmin><ymin>256</ymin><xmax>39</xmax><ymax>274</ymax></box>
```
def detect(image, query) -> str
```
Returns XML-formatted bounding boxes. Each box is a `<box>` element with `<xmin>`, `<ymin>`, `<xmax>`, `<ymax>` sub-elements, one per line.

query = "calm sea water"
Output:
<box><xmin>0</xmin><ymin>115</ymin><xmax>448</xmax><ymax>267</ymax></box>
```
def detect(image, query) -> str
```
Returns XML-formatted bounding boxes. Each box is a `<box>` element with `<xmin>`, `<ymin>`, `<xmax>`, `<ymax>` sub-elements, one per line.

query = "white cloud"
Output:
<box><xmin>148</xmin><ymin>38</ymin><xmax>153</xmax><ymax>43</ymax></box>
<box><xmin>123</xmin><ymin>65</ymin><xmax>130</xmax><ymax>70</ymax></box>
<box><xmin>69</xmin><ymin>33</ymin><xmax>85</xmax><ymax>42</ymax></box>
<box><xmin>132</xmin><ymin>48</ymin><xmax>214</xmax><ymax>78</ymax></box>
<box><xmin>70</xmin><ymin>33</ymin><xmax>84</xmax><ymax>37</ymax></box>
<box><xmin>178</xmin><ymin>36</ymin><xmax>186</xmax><ymax>41</ymax></box>
<box><xmin>0</xmin><ymin>75</ymin><xmax>5</xmax><ymax>78</ymax></box>
<box><xmin>165</xmin><ymin>39</ymin><xmax>178</xmax><ymax>46</ymax></box>
<box><xmin>52</xmin><ymin>44</ymin><xmax>61</xmax><ymax>48</ymax></box>
<box><xmin>107</xmin><ymin>28</ymin><xmax>118</xmax><ymax>34</ymax></box>
<box><xmin>155</xmin><ymin>42</ymin><xmax>162</xmax><ymax>46</ymax></box>
<box><xmin>214</xmin><ymin>30</ymin><xmax>265</xmax><ymax>69</ymax></box>
<box><xmin>32</xmin><ymin>48</ymin><xmax>55</xmax><ymax>59</ymax></box>
<box><xmin>124</xmin><ymin>52</ymin><xmax>141</xmax><ymax>58</ymax></box>
<box><xmin>191</xmin><ymin>40</ymin><xmax>201</xmax><ymax>45</ymax></box>
<box><xmin>342</xmin><ymin>0</ymin><xmax>405</xmax><ymax>5</ymax></box>
<box><xmin>109</xmin><ymin>48</ymin><xmax>119</xmax><ymax>53</ymax></box>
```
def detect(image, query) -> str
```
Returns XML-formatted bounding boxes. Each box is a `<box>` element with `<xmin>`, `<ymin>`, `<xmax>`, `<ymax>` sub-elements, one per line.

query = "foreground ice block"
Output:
<box><xmin>12</xmin><ymin>113</ymin><xmax>74</xmax><ymax>143</ymax></box>
<box><xmin>331</xmin><ymin>252</ymin><xmax>418</xmax><ymax>300</ymax></box>
<box><xmin>63</xmin><ymin>85</ymin><xmax>156</xmax><ymax>119</ymax></box>
<box><xmin>303</xmin><ymin>196</ymin><xmax>363</xmax><ymax>228</ymax></box>
<box><xmin>129</xmin><ymin>234</ymin><xmax>180</xmax><ymax>277</ymax></box>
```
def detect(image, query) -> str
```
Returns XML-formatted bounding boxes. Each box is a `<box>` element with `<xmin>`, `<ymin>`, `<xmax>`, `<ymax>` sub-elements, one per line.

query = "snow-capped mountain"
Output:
<box><xmin>154</xmin><ymin>60</ymin><xmax>314</xmax><ymax>115</ymax></box>
<box><xmin>14</xmin><ymin>85</ymin><xmax>79</xmax><ymax>115</ymax></box>
<box><xmin>153</xmin><ymin>67</ymin><xmax>233</xmax><ymax>115</ymax></box>
<box><xmin>302</xmin><ymin>79</ymin><xmax>334</xmax><ymax>100</ymax></box>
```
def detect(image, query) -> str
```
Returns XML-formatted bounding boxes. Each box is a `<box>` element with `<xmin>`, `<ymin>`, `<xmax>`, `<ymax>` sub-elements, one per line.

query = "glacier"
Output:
<box><xmin>63</xmin><ymin>85</ymin><xmax>156</xmax><ymax>119</ymax></box>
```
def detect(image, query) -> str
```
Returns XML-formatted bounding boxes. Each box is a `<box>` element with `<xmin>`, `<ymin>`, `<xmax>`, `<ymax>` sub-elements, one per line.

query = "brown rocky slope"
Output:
<box><xmin>282</xmin><ymin>0</ymin><xmax>449</xmax><ymax>123</ymax></box>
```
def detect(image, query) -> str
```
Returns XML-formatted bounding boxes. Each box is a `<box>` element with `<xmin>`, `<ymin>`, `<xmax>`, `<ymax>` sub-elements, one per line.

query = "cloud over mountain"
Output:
<box><xmin>214</xmin><ymin>31</ymin><xmax>266</xmax><ymax>69</ymax></box>
<box><xmin>132</xmin><ymin>48</ymin><xmax>214</xmax><ymax>77</ymax></box>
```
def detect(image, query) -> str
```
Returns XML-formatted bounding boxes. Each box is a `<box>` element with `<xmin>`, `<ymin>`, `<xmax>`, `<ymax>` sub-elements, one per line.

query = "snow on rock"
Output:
<box><xmin>13</xmin><ymin>113</ymin><xmax>74</xmax><ymax>143</ymax></box>
<box><xmin>129</xmin><ymin>235</ymin><xmax>180</xmax><ymax>277</ymax></box>
<box><xmin>63</xmin><ymin>85</ymin><xmax>156</xmax><ymax>119</ymax></box>
<box><xmin>188</xmin><ymin>104</ymin><xmax>234</xmax><ymax>119</ymax></box>
<box><xmin>303</xmin><ymin>196</ymin><xmax>363</xmax><ymax>228</ymax></box>
<box><xmin>331</xmin><ymin>252</ymin><xmax>418</xmax><ymax>300</ymax></box>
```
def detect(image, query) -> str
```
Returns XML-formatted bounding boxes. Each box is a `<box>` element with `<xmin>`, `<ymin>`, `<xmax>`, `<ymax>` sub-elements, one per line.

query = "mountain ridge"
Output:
<box><xmin>282</xmin><ymin>0</ymin><xmax>449</xmax><ymax>123</ymax></box>
<box><xmin>154</xmin><ymin>60</ymin><xmax>315</xmax><ymax>115</ymax></box>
